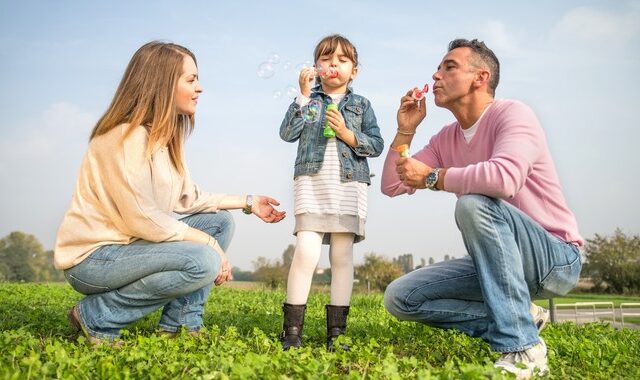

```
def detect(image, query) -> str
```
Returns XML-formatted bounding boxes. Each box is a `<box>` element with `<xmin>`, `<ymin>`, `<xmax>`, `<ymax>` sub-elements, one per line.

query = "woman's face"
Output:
<box><xmin>175</xmin><ymin>55</ymin><xmax>202</xmax><ymax>115</ymax></box>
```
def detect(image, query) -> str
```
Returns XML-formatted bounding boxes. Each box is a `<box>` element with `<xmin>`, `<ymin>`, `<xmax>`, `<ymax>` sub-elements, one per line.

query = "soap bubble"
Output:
<box><xmin>283</xmin><ymin>61</ymin><xmax>293</xmax><ymax>70</ymax></box>
<box><xmin>286</xmin><ymin>86</ymin><xmax>299</xmax><ymax>99</ymax></box>
<box><xmin>273</xmin><ymin>90</ymin><xmax>282</xmax><ymax>99</ymax></box>
<box><xmin>267</xmin><ymin>53</ymin><xmax>280</xmax><ymax>64</ymax></box>
<box><xmin>295</xmin><ymin>61</ymin><xmax>314</xmax><ymax>73</ymax></box>
<box><xmin>302</xmin><ymin>99</ymin><xmax>322</xmax><ymax>124</ymax></box>
<box><xmin>257</xmin><ymin>62</ymin><xmax>275</xmax><ymax>79</ymax></box>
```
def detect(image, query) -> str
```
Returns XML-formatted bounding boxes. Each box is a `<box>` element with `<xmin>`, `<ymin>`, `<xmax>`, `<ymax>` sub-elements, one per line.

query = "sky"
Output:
<box><xmin>1</xmin><ymin>1</ymin><xmax>639</xmax><ymax>271</ymax></box>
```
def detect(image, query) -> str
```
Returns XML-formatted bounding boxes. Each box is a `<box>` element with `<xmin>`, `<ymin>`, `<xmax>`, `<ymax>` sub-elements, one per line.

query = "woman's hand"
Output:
<box><xmin>251</xmin><ymin>195</ymin><xmax>286</xmax><ymax>223</ymax></box>
<box><xmin>298</xmin><ymin>67</ymin><xmax>315</xmax><ymax>98</ymax></box>
<box><xmin>213</xmin><ymin>249</ymin><xmax>233</xmax><ymax>286</ymax></box>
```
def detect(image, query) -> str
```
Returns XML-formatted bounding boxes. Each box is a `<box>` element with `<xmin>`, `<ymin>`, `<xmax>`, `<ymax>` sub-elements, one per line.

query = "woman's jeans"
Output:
<box><xmin>384</xmin><ymin>195</ymin><xmax>581</xmax><ymax>353</ymax></box>
<box><xmin>64</xmin><ymin>211</ymin><xmax>235</xmax><ymax>340</ymax></box>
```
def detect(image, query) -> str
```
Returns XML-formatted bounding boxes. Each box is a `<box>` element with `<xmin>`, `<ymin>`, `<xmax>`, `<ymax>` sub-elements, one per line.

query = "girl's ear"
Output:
<box><xmin>350</xmin><ymin>66</ymin><xmax>359</xmax><ymax>81</ymax></box>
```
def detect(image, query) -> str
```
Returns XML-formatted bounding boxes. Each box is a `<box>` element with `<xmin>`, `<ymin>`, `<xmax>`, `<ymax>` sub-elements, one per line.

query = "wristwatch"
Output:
<box><xmin>425</xmin><ymin>168</ymin><xmax>441</xmax><ymax>191</ymax></box>
<box><xmin>242</xmin><ymin>195</ymin><xmax>253</xmax><ymax>214</ymax></box>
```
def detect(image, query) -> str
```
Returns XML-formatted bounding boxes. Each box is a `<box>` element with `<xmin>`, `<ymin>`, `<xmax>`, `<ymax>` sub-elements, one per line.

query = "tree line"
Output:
<box><xmin>1</xmin><ymin>229</ymin><xmax>639</xmax><ymax>294</ymax></box>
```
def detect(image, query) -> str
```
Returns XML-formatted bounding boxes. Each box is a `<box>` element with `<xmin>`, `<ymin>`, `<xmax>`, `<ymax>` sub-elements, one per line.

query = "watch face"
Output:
<box><xmin>426</xmin><ymin>171</ymin><xmax>438</xmax><ymax>188</ymax></box>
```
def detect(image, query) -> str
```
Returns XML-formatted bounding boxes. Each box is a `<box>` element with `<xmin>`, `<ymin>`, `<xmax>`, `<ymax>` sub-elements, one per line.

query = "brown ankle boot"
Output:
<box><xmin>326</xmin><ymin>304</ymin><xmax>350</xmax><ymax>351</ymax></box>
<box><xmin>280</xmin><ymin>303</ymin><xmax>306</xmax><ymax>350</ymax></box>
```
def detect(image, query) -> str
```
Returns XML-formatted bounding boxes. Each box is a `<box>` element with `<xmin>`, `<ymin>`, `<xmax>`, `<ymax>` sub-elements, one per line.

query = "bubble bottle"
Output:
<box><xmin>323</xmin><ymin>103</ymin><xmax>338</xmax><ymax>138</ymax></box>
<box><xmin>396</xmin><ymin>144</ymin><xmax>410</xmax><ymax>157</ymax></box>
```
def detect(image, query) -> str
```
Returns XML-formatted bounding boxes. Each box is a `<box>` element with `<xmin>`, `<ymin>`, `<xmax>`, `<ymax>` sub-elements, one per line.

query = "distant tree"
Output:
<box><xmin>252</xmin><ymin>256</ymin><xmax>286</xmax><ymax>289</ymax></box>
<box><xmin>355</xmin><ymin>253</ymin><xmax>403</xmax><ymax>292</ymax></box>
<box><xmin>281</xmin><ymin>244</ymin><xmax>295</xmax><ymax>270</ymax></box>
<box><xmin>583</xmin><ymin>228</ymin><xmax>640</xmax><ymax>293</ymax></box>
<box><xmin>231</xmin><ymin>266</ymin><xmax>254</xmax><ymax>281</ymax></box>
<box><xmin>0</xmin><ymin>231</ymin><xmax>65</xmax><ymax>283</ymax></box>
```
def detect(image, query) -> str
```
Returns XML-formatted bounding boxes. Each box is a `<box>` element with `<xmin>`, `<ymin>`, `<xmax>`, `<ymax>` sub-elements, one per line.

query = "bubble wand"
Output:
<box><xmin>396</xmin><ymin>144</ymin><xmax>410</xmax><ymax>158</ymax></box>
<box><xmin>411</xmin><ymin>84</ymin><xmax>429</xmax><ymax>108</ymax></box>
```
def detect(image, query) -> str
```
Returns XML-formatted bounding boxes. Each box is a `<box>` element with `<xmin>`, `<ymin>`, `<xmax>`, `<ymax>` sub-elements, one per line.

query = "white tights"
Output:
<box><xmin>286</xmin><ymin>231</ymin><xmax>354</xmax><ymax>306</ymax></box>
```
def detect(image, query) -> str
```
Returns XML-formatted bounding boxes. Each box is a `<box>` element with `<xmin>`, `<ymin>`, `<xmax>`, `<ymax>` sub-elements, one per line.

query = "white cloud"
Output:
<box><xmin>0</xmin><ymin>102</ymin><xmax>93</xmax><ymax>165</ymax></box>
<box><xmin>552</xmin><ymin>5</ymin><xmax>640</xmax><ymax>46</ymax></box>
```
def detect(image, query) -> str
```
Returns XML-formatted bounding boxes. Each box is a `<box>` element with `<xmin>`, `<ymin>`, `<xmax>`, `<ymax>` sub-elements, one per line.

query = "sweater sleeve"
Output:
<box><xmin>101</xmin><ymin>127</ymin><xmax>189</xmax><ymax>242</ymax></box>
<box><xmin>173</xmin><ymin>169</ymin><xmax>226</xmax><ymax>214</ymax></box>
<box><xmin>444</xmin><ymin>102</ymin><xmax>543</xmax><ymax>198</ymax></box>
<box><xmin>381</xmin><ymin>135</ymin><xmax>441</xmax><ymax>197</ymax></box>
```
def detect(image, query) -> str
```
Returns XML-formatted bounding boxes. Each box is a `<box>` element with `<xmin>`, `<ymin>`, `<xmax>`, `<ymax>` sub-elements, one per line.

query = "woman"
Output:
<box><xmin>54</xmin><ymin>41</ymin><xmax>285</xmax><ymax>345</ymax></box>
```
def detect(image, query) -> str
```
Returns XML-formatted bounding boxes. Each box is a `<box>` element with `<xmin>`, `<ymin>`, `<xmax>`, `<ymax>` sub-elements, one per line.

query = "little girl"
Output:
<box><xmin>279</xmin><ymin>34</ymin><xmax>384</xmax><ymax>350</ymax></box>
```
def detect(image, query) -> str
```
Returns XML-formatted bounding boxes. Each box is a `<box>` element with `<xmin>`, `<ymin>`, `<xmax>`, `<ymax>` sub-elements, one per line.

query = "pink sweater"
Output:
<box><xmin>381</xmin><ymin>99</ymin><xmax>583</xmax><ymax>246</ymax></box>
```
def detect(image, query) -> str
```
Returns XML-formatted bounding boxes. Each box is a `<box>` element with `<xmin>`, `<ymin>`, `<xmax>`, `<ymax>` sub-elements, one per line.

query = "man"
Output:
<box><xmin>381</xmin><ymin>39</ymin><xmax>583</xmax><ymax>379</ymax></box>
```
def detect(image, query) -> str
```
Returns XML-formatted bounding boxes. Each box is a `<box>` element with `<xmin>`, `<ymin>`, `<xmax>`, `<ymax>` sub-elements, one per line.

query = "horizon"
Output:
<box><xmin>1</xmin><ymin>1</ymin><xmax>639</xmax><ymax>271</ymax></box>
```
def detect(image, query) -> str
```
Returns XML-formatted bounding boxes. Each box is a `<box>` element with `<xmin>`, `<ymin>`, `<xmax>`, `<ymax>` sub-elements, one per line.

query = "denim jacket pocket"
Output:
<box><xmin>537</xmin><ymin>247</ymin><xmax>582</xmax><ymax>297</ymax></box>
<box><xmin>344</xmin><ymin>105</ymin><xmax>363</xmax><ymax>129</ymax></box>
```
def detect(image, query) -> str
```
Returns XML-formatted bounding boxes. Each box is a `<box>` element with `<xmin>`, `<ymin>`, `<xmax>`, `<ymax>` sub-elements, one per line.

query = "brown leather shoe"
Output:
<box><xmin>158</xmin><ymin>329</ymin><xmax>201</xmax><ymax>338</ymax></box>
<box><xmin>68</xmin><ymin>305</ymin><xmax>123</xmax><ymax>348</ymax></box>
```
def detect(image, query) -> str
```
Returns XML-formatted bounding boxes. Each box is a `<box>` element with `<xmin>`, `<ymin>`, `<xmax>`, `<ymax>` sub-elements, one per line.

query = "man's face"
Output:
<box><xmin>431</xmin><ymin>47</ymin><xmax>478</xmax><ymax>109</ymax></box>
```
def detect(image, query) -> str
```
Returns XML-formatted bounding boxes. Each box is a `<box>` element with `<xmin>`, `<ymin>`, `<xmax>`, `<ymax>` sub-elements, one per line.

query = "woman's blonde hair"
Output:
<box><xmin>90</xmin><ymin>41</ymin><xmax>196</xmax><ymax>175</ymax></box>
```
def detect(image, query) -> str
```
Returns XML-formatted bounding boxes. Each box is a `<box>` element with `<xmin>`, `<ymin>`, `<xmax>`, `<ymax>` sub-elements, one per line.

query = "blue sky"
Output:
<box><xmin>1</xmin><ymin>1</ymin><xmax>639</xmax><ymax>270</ymax></box>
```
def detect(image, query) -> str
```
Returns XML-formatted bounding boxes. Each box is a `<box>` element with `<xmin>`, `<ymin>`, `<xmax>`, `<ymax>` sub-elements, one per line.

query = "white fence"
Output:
<box><xmin>551</xmin><ymin>301</ymin><xmax>640</xmax><ymax>328</ymax></box>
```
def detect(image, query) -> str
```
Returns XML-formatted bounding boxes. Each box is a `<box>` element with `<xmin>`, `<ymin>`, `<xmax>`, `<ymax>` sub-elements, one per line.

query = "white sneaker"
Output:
<box><xmin>530</xmin><ymin>303</ymin><xmax>550</xmax><ymax>332</ymax></box>
<box><xmin>495</xmin><ymin>338</ymin><xmax>549</xmax><ymax>379</ymax></box>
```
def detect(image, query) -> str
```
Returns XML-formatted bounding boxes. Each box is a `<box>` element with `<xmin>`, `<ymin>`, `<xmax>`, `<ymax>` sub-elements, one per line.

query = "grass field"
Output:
<box><xmin>1</xmin><ymin>282</ymin><xmax>639</xmax><ymax>379</ymax></box>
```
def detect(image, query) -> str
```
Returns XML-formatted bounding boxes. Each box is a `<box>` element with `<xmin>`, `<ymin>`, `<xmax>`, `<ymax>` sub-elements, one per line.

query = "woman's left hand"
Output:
<box><xmin>252</xmin><ymin>195</ymin><xmax>286</xmax><ymax>223</ymax></box>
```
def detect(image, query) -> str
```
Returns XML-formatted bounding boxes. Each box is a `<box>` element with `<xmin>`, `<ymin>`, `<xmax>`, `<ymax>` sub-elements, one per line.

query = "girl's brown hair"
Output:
<box><xmin>313</xmin><ymin>34</ymin><xmax>359</xmax><ymax>67</ymax></box>
<box><xmin>90</xmin><ymin>41</ymin><xmax>196</xmax><ymax>175</ymax></box>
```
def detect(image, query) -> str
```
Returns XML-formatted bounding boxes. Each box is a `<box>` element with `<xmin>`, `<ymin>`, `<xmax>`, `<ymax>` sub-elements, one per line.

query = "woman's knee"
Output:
<box><xmin>185</xmin><ymin>244</ymin><xmax>221</xmax><ymax>286</ymax></box>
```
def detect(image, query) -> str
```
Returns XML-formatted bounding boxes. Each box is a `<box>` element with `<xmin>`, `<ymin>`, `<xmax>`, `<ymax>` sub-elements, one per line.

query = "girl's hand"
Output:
<box><xmin>298</xmin><ymin>67</ymin><xmax>316</xmax><ymax>98</ymax></box>
<box><xmin>251</xmin><ymin>195</ymin><xmax>286</xmax><ymax>223</ymax></box>
<box><xmin>326</xmin><ymin>108</ymin><xmax>357</xmax><ymax>147</ymax></box>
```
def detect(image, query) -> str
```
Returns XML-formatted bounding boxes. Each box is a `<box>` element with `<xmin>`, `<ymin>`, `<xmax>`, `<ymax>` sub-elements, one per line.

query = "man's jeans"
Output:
<box><xmin>64</xmin><ymin>211</ymin><xmax>235</xmax><ymax>340</ymax></box>
<box><xmin>384</xmin><ymin>195</ymin><xmax>581</xmax><ymax>352</ymax></box>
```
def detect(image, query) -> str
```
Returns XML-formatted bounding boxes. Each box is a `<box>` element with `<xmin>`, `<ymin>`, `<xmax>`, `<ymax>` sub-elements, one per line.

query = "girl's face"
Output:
<box><xmin>175</xmin><ymin>56</ymin><xmax>202</xmax><ymax>115</ymax></box>
<box><xmin>316</xmin><ymin>43</ymin><xmax>357</xmax><ymax>94</ymax></box>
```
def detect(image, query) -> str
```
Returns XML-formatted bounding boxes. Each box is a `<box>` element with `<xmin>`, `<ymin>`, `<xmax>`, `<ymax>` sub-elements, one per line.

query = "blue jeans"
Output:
<box><xmin>384</xmin><ymin>195</ymin><xmax>581</xmax><ymax>352</ymax></box>
<box><xmin>64</xmin><ymin>211</ymin><xmax>235</xmax><ymax>340</ymax></box>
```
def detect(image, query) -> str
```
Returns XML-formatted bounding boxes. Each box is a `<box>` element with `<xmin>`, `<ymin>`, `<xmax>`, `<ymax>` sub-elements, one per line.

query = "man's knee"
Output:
<box><xmin>454</xmin><ymin>194</ymin><xmax>501</xmax><ymax>230</ymax></box>
<box><xmin>384</xmin><ymin>278</ymin><xmax>410</xmax><ymax>319</ymax></box>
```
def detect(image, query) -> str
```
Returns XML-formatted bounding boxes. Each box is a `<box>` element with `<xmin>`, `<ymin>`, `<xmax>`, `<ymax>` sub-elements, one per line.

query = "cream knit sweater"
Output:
<box><xmin>54</xmin><ymin>124</ymin><xmax>225</xmax><ymax>270</ymax></box>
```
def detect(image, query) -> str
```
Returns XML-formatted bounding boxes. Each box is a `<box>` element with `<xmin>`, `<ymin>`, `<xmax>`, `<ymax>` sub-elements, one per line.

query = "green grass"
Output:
<box><xmin>1</xmin><ymin>282</ymin><xmax>639</xmax><ymax>379</ymax></box>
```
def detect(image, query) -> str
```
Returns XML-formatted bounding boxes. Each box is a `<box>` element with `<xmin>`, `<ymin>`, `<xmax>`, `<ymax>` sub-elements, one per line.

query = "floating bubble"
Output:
<box><xmin>295</xmin><ymin>61</ymin><xmax>314</xmax><ymax>73</ymax></box>
<box><xmin>273</xmin><ymin>90</ymin><xmax>282</xmax><ymax>99</ymax></box>
<box><xmin>302</xmin><ymin>99</ymin><xmax>322</xmax><ymax>124</ymax></box>
<box><xmin>286</xmin><ymin>86</ymin><xmax>299</xmax><ymax>99</ymax></box>
<box><xmin>283</xmin><ymin>61</ymin><xmax>293</xmax><ymax>70</ymax></box>
<box><xmin>257</xmin><ymin>62</ymin><xmax>275</xmax><ymax>79</ymax></box>
<box><xmin>267</xmin><ymin>53</ymin><xmax>280</xmax><ymax>64</ymax></box>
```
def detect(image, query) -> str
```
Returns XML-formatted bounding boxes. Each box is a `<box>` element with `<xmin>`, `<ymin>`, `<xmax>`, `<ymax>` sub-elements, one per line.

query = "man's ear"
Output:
<box><xmin>473</xmin><ymin>69</ymin><xmax>490</xmax><ymax>90</ymax></box>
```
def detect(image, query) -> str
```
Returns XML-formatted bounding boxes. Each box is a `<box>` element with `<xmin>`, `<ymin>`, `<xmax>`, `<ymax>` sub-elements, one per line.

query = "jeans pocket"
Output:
<box><xmin>537</xmin><ymin>248</ymin><xmax>582</xmax><ymax>297</ymax></box>
<box><xmin>64</xmin><ymin>271</ymin><xmax>110</xmax><ymax>295</ymax></box>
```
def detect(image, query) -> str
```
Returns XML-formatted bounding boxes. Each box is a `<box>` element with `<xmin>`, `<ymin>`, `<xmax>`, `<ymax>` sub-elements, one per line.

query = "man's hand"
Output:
<box><xmin>252</xmin><ymin>195</ymin><xmax>286</xmax><ymax>223</ymax></box>
<box><xmin>397</xmin><ymin>89</ymin><xmax>427</xmax><ymax>133</ymax></box>
<box><xmin>395</xmin><ymin>156</ymin><xmax>431</xmax><ymax>189</ymax></box>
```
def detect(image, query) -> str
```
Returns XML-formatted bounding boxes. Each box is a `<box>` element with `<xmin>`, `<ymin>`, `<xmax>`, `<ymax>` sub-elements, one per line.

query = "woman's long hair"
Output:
<box><xmin>90</xmin><ymin>41</ymin><xmax>197</xmax><ymax>175</ymax></box>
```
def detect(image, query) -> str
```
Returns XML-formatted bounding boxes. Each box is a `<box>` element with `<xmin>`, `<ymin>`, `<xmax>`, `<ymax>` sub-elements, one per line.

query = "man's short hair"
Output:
<box><xmin>448</xmin><ymin>39</ymin><xmax>500</xmax><ymax>95</ymax></box>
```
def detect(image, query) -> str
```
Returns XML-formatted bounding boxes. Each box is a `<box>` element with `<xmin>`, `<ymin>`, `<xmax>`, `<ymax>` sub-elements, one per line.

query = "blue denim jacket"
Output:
<box><xmin>279</xmin><ymin>86</ymin><xmax>384</xmax><ymax>185</ymax></box>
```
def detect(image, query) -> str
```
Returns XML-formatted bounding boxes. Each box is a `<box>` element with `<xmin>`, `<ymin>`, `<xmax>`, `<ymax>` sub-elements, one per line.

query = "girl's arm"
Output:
<box><xmin>349</xmin><ymin>102</ymin><xmax>384</xmax><ymax>157</ymax></box>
